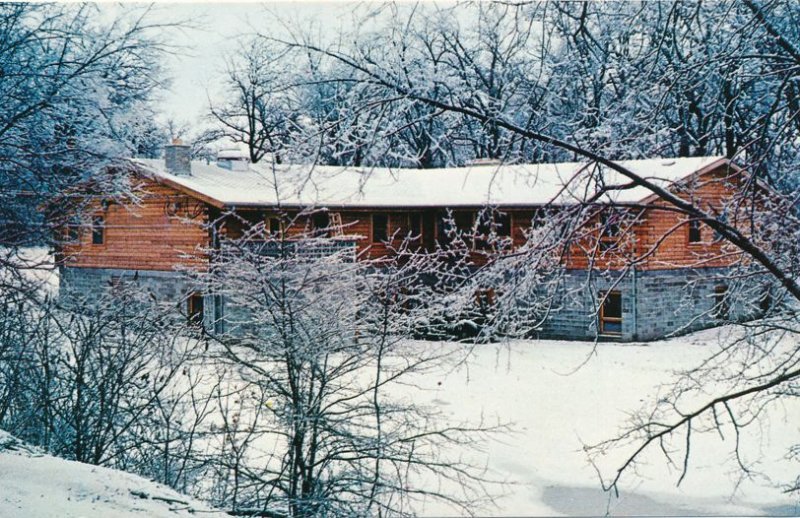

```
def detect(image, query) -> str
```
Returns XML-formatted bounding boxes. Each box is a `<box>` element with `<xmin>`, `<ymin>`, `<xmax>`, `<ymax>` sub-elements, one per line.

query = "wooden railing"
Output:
<box><xmin>228</xmin><ymin>238</ymin><xmax>359</xmax><ymax>262</ymax></box>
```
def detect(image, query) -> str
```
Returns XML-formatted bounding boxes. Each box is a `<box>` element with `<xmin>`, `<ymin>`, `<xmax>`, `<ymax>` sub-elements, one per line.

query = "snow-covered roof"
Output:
<box><xmin>134</xmin><ymin>156</ymin><xmax>727</xmax><ymax>209</ymax></box>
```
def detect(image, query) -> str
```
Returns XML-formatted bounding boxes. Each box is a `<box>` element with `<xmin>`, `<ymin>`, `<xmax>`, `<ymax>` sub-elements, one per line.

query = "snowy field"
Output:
<box><xmin>406</xmin><ymin>328</ymin><xmax>800</xmax><ymax>516</ymax></box>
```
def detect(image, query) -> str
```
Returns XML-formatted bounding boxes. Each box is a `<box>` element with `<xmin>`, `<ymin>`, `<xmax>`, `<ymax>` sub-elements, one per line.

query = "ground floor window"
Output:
<box><xmin>213</xmin><ymin>295</ymin><xmax>225</xmax><ymax>334</ymax></box>
<box><xmin>187</xmin><ymin>292</ymin><xmax>204</xmax><ymax>325</ymax></box>
<box><xmin>599</xmin><ymin>290</ymin><xmax>622</xmax><ymax>336</ymax></box>
<box><xmin>714</xmin><ymin>285</ymin><xmax>729</xmax><ymax>320</ymax></box>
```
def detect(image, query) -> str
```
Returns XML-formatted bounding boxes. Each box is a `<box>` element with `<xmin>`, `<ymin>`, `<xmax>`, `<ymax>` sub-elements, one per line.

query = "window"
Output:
<box><xmin>599</xmin><ymin>211</ymin><xmax>621</xmax><ymax>250</ymax></box>
<box><xmin>312</xmin><ymin>212</ymin><xmax>330</xmax><ymax>237</ymax></box>
<box><xmin>268</xmin><ymin>217</ymin><xmax>281</xmax><ymax>236</ymax></box>
<box><xmin>688</xmin><ymin>219</ymin><xmax>702</xmax><ymax>243</ymax></box>
<box><xmin>713</xmin><ymin>210</ymin><xmax>728</xmax><ymax>242</ymax></box>
<box><xmin>759</xmin><ymin>287</ymin><xmax>772</xmax><ymax>314</ymax></box>
<box><xmin>599</xmin><ymin>291</ymin><xmax>623</xmax><ymax>336</ymax></box>
<box><xmin>496</xmin><ymin>213</ymin><xmax>511</xmax><ymax>238</ymax></box>
<box><xmin>475</xmin><ymin>288</ymin><xmax>496</xmax><ymax>311</ymax></box>
<box><xmin>437</xmin><ymin>211</ymin><xmax>474</xmax><ymax>246</ymax></box>
<box><xmin>92</xmin><ymin>215</ymin><xmax>105</xmax><ymax>245</ymax></box>
<box><xmin>213</xmin><ymin>295</ymin><xmax>225</xmax><ymax>334</ymax></box>
<box><xmin>454</xmin><ymin>212</ymin><xmax>473</xmax><ymax>235</ymax></box>
<box><xmin>408</xmin><ymin>213</ymin><xmax>422</xmax><ymax>238</ymax></box>
<box><xmin>187</xmin><ymin>293</ymin><xmax>204</xmax><ymax>325</ymax></box>
<box><xmin>372</xmin><ymin>214</ymin><xmax>388</xmax><ymax>243</ymax></box>
<box><xmin>476</xmin><ymin>211</ymin><xmax>511</xmax><ymax>250</ymax></box>
<box><xmin>714</xmin><ymin>285</ymin><xmax>729</xmax><ymax>320</ymax></box>
<box><xmin>66</xmin><ymin>224</ymin><xmax>80</xmax><ymax>244</ymax></box>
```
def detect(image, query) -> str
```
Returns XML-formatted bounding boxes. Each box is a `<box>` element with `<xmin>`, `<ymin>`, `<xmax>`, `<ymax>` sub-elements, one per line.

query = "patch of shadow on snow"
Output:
<box><xmin>762</xmin><ymin>503</ymin><xmax>800</xmax><ymax>516</ymax></box>
<box><xmin>541</xmin><ymin>485</ymin><xmax>724</xmax><ymax>516</ymax></box>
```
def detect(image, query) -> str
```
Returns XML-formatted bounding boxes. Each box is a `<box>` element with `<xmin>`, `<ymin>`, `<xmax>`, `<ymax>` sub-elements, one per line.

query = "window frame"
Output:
<box><xmin>599</xmin><ymin>290</ymin><xmax>623</xmax><ymax>336</ymax></box>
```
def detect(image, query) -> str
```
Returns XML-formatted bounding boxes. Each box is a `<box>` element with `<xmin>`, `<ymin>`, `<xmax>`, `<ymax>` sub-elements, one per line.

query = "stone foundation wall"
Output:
<box><xmin>60</xmin><ymin>265</ymin><xmax>767</xmax><ymax>343</ymax></box>
<box><xmin>58</xmin><ymin>266</ymin><xmax>220</xmax><ymax>329</ymax></box>
<box><xmin>537</xmin><ymin>267</ymin><xmax>767</xmax><ymax>342</ymax></box>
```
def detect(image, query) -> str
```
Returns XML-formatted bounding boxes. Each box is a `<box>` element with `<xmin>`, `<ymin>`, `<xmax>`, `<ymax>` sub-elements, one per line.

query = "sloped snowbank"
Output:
<box><xmin>0</xmin><ymin>430</ymin><xmax>225</xmax><ymax>518</ymax></box>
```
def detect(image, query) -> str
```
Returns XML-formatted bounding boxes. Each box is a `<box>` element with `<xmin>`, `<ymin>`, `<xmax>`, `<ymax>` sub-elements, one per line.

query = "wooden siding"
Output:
<box><xmin>564</xmin><ymin>163</ymin><xmax>752</xmax><ymax>271</ymax></box>
<box><xmin>59</xmin><ymin>179</ymin><xmax>209</xmax><ymax>271</ymax></box>
<box><xmin>58</xmin><ymin>162</ymin><xmax>759</xmax><ymax>274</ymax></box>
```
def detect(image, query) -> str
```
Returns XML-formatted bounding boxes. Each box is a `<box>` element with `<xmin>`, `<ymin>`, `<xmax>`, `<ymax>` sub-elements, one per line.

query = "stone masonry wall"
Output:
<box><xmin>61</xmin><ymin>265</ymin><xmax>766</xmax><ymax>343</ymax></box>
<box><xmin>537</xmin><ymin>267</ymin><xmax>765</xmax><ymax>342</ymax></box>
<box><xmin>58</xmin><ymin>266</ymin><xmax>218</xmax><ymax>329</ymax></box>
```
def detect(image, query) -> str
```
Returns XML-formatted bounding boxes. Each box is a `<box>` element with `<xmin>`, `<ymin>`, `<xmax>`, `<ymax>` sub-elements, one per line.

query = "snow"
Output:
<box><xmin>134</xmin><ymin>156</ymin><xmax>725</xmax><ymax>209</ymax></box>
<box><xmin>403</xmin><ymin>327</ymin><xmax>800</xmax><ymax>516</ymax></box>
<box><xmin>2</xmin><ymin>325</ymin><xmax>798</xmax><ymax>516</ymax></box>
<box><xmin>0</xmin><ymin>430</ymin><xmax>226</xmax><ymax>518</ymax></box>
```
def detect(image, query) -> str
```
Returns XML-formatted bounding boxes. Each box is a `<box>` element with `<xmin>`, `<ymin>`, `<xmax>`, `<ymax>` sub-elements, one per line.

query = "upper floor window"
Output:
<box><xmin>312</xmin><ymin>212</ymin><xmax>330</xmax><ymax>238</ymax></box>
<box><xmin>408</xmin><ymin>213</ymin><xmax>422</xmax><ymax>238</ymax></box>
<box><xmin>688</xmin><ymin>219</ymin><xmax>702</xmax><ymax>243</ymax></box>
<box><xmin>476</xmin><ymin>211</ymin><xmax>511</xmax><ymax>250</ymax></box>
<box><xmin>599</xmin><ymin>211</ymin><xmax>621</xmax><ymax>250</ymax></box>
<box><xmin>268</xmin><ymin>217</ymin><xmax>282</xmax><ymax>237</ymax></box>
<box><xmin>92</xmin><ymin>215</ymin><xmax>105</xmax><ymax>245</ymax></box>
<box><xmin>65</xmin><ymin>223</ymin><xmax>80</xmax><ymax>244</ymax></box>
<box><xmin>437</xmin><ymin>211</ymin><xmax>473</xmax><ymax>246</ymax></box>
<box><xmin>372</xmin><ymin>214</ymin><xmax>388</xmax><ymax>243</ymax></box>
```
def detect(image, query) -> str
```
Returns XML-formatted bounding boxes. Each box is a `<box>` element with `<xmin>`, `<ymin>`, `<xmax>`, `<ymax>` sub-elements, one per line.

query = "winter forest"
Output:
<box><xmin>2</xmin><ymin>1</ymin><xmax>800</xmax><ymax>516</ymax></box>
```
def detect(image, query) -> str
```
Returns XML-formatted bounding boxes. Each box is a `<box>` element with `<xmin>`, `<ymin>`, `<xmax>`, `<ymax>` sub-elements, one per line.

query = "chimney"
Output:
<box><xmin>165</xmin><ymin>138</ymin><xmax>191</xmax><ymax>175</ymax></box>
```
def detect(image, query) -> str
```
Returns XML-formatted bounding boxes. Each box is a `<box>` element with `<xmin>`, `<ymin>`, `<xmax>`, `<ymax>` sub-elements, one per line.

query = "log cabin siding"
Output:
<box><xmin>632</xmin><ymin>165</ymin><xmax>746</xmax><ymax>270</ymax></box>
<box><xmin>563</xmin><ymin>163</ymin><xmax>751</xmax><ymax>271</ymax></box>
<box><xmin>57</xmin><ymin>162</ymin><xmax>754</xmax><ymax>275</ymax></box>
<box><xmin>59</xmin><ymin>180</ymin><xmax>209</xmax><ymax>271</ymax></box>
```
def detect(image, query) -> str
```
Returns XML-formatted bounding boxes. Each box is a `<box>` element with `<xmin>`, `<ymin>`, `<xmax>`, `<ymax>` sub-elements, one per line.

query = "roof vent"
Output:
<box><xmin>165</xmin><ymin>139</ymin><xmax>191</xmax><ymax>176</ymax></box>
<box><xmin>217</xmin><ymin>148</ymin><xmax>250</xmax><ymax>171</ymax></box>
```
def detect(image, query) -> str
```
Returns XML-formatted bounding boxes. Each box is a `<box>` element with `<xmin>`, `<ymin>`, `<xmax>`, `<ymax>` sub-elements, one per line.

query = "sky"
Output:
<box><xmin>136</xmin><ymin>2</ymin><xmax>373</xmax><ymax>127</ymax></box>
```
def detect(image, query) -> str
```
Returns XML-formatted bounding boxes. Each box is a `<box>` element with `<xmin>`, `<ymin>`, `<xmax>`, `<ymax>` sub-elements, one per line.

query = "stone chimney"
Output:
<box><xmin>165</xmin><ymin>138</ymin><xmax>191</xmax><ymax>175</ymax></box>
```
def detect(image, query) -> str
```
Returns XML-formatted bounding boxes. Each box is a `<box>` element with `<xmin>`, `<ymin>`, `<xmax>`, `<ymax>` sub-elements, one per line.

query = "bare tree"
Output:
<box><xmin>185</xmin><ymin>211</ymin><xmax>504</xmax><ymax>516</ymax></box>
<box><xmin>208</xmin><ymin>39</ymin><xmax>301</xmax><ymax>164</ymax></box>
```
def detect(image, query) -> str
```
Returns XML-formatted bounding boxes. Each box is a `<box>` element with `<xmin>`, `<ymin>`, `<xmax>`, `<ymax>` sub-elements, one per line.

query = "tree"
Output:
<box><xmin>188</xmin><ymin>212</ymin><xmax>503</xmax><ymax>516</ymax></box>
<box><xmin>0</xmin><ymin>3</ymin><xmax>169</xmax><ymax>269</ymax></box>
<box><xmin>208</xmin><ymin>39</ymin><xmax>301</xmax><ymax>164</ymax></box>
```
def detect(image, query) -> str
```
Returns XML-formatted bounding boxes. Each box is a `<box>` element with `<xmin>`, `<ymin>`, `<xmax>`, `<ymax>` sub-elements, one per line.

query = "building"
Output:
<box><xmin>55</xmin><ymin>141</ymin><xmax>767</xmax><ymax>341</ymax></box>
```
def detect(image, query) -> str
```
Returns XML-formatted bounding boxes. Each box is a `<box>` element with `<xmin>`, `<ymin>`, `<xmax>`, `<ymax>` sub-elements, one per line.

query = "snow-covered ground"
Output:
<box><xmin>406</xmin><ymin>328</ymin><xmax>800</xmax><ymax>516</ymax></box>
<box><xmin>0</xmin><ymin>431</ymin><xmax>226</xmax><ymax>518</ymax></box>
<box><xmin>5</xmin><ymin>247</ymin><xmax>798</xmax><ymax>516</ymax></box>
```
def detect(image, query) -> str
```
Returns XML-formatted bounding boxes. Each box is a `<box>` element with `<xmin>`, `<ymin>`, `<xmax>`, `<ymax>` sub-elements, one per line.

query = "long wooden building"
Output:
<box><xmin>56</xmin><ymin>142</ymin><xmax>767</xmax><ymax>341</ymax></box>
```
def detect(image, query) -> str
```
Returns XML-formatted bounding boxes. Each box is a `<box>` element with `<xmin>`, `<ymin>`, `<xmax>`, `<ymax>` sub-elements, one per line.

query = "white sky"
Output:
<box><xmin>138</xmin><ymin>2</ymin><xmax>364</xmax><ymax>126</ymax></box>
